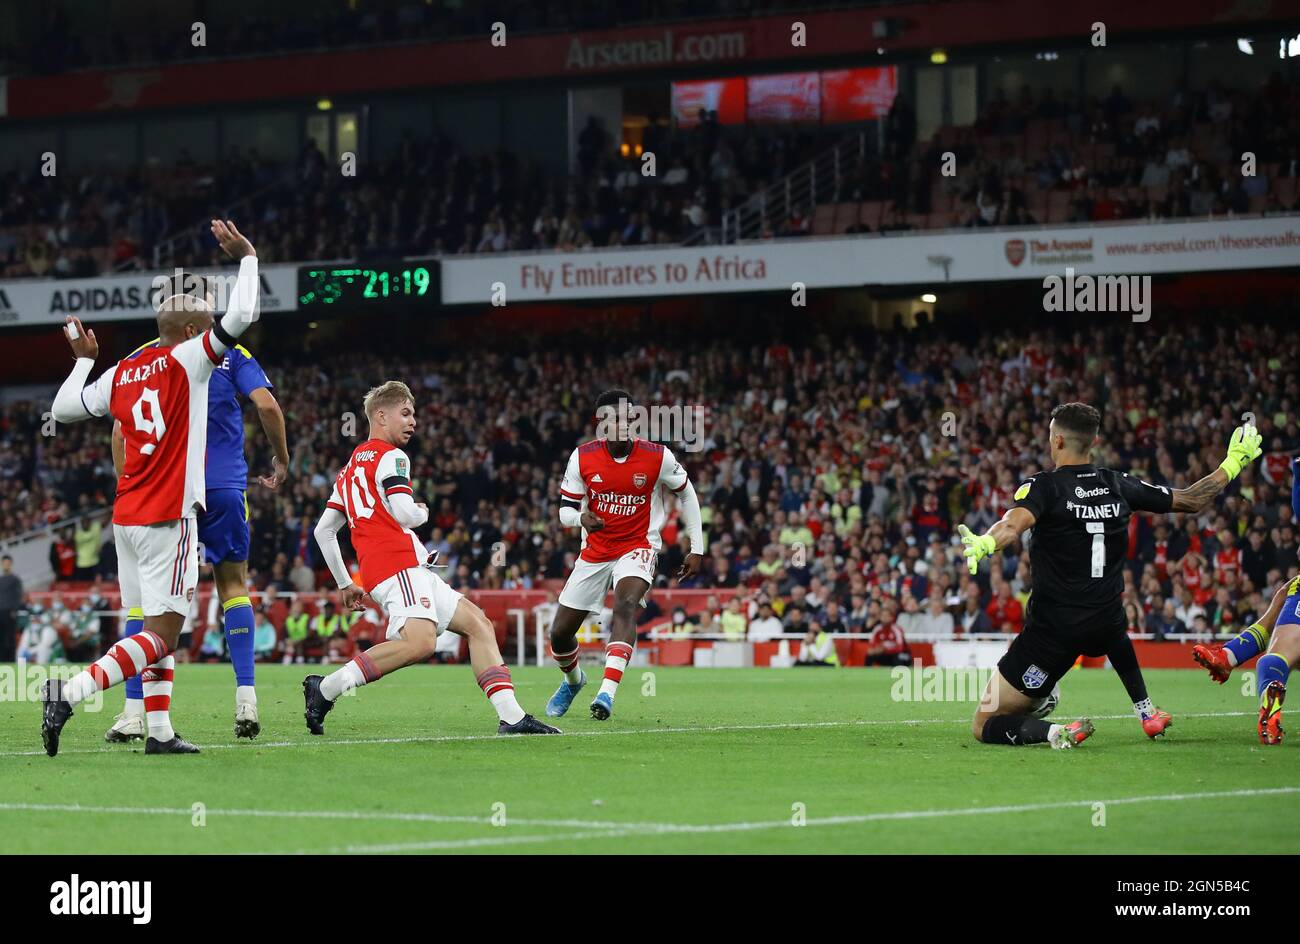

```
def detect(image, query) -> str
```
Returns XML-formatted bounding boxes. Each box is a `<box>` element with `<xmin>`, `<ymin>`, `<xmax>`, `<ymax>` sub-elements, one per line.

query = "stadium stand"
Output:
<box><xmin>7</xmin><ymin>307</ymin><xmax>1297</xmax><ymax>663</ymax></box>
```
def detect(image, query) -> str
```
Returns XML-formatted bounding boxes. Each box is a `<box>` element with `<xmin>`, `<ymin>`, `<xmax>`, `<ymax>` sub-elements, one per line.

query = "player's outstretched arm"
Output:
<box><xmin>1170</xmin><ymin>424</ymin><xmax>1263</xmax><ymax>513</ymax></box>
<box><xmin>957</xmin><ymin>508</ymin><xmax>1035</xmax><ymax>575</ymax></box>
<box><xmin>51</xmin><ymin>317</ymin><xmax>110</xmax><ymax>424</ymax></box>
<box><xmin>208</xmin><ymin>219</ymin><xmax>260</xmax><ymax>351</ymax></box>
<box><xmin>248</xmin><ymin>387</ymin><xmax>290</xmax><ymax>489</ymax></box>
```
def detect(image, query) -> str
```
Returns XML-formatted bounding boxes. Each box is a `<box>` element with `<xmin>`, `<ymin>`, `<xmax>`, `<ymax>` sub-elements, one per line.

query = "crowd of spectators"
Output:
<box><xmin>6</xmin><ymin>309</ymin><xmax>1297</xmax><ymax>663</ymax></box>
<box><xmin>824</xmin><ymin>72</ymin><xmax>1300</xmax><ymax>234</ymax></box>
<box><xmin>0</xmin><ymin>116</ymin><xmax>837</xmax><ymax>279</ymax></box>
<box><xmin>6</xmin><ymin>68</ymin><xmax>1296</xmax><ymax>279</ymax></box>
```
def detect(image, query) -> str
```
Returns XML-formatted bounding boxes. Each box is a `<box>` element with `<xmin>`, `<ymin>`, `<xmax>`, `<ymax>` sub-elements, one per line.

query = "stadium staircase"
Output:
<box><xmin>694</xmin><ymin>131</ymin><xmax>869</xmax><ymax>245</ymax></box>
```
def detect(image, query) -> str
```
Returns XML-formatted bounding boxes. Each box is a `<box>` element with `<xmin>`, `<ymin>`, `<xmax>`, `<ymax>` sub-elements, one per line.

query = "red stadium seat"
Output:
<box><xmin>859</xmin><ymin>201</ymin><xmax>885</xmax><ymax>230</ymax></box>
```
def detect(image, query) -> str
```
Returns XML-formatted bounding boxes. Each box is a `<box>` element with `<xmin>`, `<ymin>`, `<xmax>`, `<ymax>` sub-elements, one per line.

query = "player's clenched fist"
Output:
<box><xmin>957</xmin><ymin>523</ymin><xmax>996</xmax><ymax>575</ymax></box>
<box><xmin>62</xmin><ymin>316</ymin><xmax>98</xmax><ymax>360</ymax></box>
<box><xmin>340</xmin><ymin>584</ymin><xmax>367</xmax><ymax>612</ymax></box>
<box><xmin>1219</xmin><ymin>424</ymin><xmax>1263</xmax><ymax>482</ymax></box>
<box><xmin>580</xmin><ymin>511</ymin><xmax>605</xmax><ymax>532</ymax></box>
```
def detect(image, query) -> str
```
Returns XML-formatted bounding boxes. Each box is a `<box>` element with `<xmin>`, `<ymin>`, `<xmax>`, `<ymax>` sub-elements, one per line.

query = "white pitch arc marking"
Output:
<box><xmin>287</xmin><ymin>785</ymin><xmax>1300</xmax><ymax>854</ymax></box>
<box><xmin>2</xmin><ymin>785</ymin><xmax>1293</xmax><ymax>855</ymax></box>
<box><xmin>0</xmin><ymin>711</ymin><xmax>1254</xmax><ymax>758</ymax></box>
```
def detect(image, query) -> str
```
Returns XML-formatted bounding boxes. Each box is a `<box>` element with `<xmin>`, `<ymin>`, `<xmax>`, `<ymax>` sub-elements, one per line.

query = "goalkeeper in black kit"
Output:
<box><xmin>958</xmin><ymin>402</ymin><xmax>1263</xmax><ymax>749</ymax></box>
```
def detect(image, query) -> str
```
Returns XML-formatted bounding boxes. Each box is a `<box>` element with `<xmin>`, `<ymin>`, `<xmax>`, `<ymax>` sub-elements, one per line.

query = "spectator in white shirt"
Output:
<box><xmin>748</xmin><ymin>601</ymin><xmax>784</xmax><ymax>642</ymax></box>
<box><xmin>914</xmin><ymin>594</ymin><xmax>956</xmax><ymax>638</ymax></box>
<box><xmin>896</xmin><ymin>594</ymin><xmax>924</xmax><ymax>638</ymax></box>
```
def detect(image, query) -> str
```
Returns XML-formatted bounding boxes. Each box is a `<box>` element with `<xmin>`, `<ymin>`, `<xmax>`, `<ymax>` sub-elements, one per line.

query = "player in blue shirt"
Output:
<box><xmin>106</xmin><ymin>331</ymin><xmax>289</xmax><ymax>741</ymax></box>
<box><xmin>1193</xmin><ymin>456</ymin><xmax>1300</xmax><ymax>744</ymax></box>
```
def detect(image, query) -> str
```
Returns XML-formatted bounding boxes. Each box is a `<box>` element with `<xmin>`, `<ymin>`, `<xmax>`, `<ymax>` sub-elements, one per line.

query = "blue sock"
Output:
<box><xmin>122</xmin><ymin>607</ymin><xmax>145</xmax><ymax>703</ymax></box>
<box><xmin>1224</xmin><ymin>623</ymin><xmax>1269</xmax><ymax>667</ymax></box>
<box><xmin>223</xmin><ymin>596</ymin><xmax>256</xmax><ymax>689</ymax></box>
<box><xmin>1257</xmin><ymin>653</ymin><xmax>1291</xmax><ymax>699</ymax></box>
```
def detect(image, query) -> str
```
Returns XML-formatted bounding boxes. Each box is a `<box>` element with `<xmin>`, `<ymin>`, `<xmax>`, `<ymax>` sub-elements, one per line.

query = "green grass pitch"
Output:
<box><xmin>1</xmin><ymin>664</ymin><xmax>1295</xmax><ymax>854</ymax></box>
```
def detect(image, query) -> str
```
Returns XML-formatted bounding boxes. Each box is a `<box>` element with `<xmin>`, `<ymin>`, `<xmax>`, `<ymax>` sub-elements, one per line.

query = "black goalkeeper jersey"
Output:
<box><xmin>1012</xmin><ymin>463</ymin><xmax>1174</xmax><ymax>611</ymax></box>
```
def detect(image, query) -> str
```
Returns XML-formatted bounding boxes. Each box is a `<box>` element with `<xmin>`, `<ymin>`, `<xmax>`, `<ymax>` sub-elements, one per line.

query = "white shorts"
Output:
<box><xmin>558</xmin><ymin>548</ymin><xmax>657</xmax><ymax>615</ymax></box>
<box><xmin>371</xmin><ymin>566</ymin><xmax>463</xmax><ymax>640</ymax></box>
<box><xmin>114</xmin><ymin>516</ymin><xmax>199</xmax><ymax>618</ymax></box>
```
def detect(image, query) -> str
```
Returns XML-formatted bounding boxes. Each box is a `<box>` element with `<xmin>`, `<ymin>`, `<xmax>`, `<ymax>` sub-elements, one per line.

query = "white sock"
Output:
<box><xmin>124</xmin><ymin>697</ymin><xmax>145</xmax><ymax>718</ymax></box>
<box><xmin>1133</xmin><ymin>698</ymin><xmax>1154</xmax><ymax>719</ymax></box>
<box><xmin>320</xmin><ymin>661</ymin><xmax>366</xmax><ymax>701</ymax></box>
<box><xmin>1048</xmin><ymin>723</ymin><xmax>1063</xmax><ymax>741</ymax></box>
<box><xmin>489</xmin><ymin>690</ymin><xmax>526</xmax><ymax>725</ymax></box>
<box><xmin>1225</xmin><ymin>649</ymin><xmax>1240</xmax><ymax>667</ymax></box>
<box><xmin>236</xmin><ymin>685</ymin><xmax>257</xmax><ymax>707</ymax></box>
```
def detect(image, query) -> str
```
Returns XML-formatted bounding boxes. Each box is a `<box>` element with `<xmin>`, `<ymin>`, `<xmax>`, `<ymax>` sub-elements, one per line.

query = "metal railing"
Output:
<box><xmin>124</xmin><ymin>171</ymin><xmax>296</xmax><ymax>273</ymax></box>
<box><xmin>720</xmin><ymin>131</ymin><xmax>868</xmax><ymax>243</ymax></box>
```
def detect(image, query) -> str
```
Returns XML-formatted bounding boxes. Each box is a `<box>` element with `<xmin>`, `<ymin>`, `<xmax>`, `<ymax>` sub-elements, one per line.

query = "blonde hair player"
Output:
<box><xmin>306</xmin><ymin>380</ymin><xmax>559</xmax><ymax>735</ymax></box>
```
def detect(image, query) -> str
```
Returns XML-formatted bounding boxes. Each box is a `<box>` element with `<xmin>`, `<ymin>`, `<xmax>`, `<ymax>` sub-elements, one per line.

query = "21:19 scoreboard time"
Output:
<box><xmin>297</xmin><ymin>260</ymin><xmax>438</xmax><ymax>308</ymax></box>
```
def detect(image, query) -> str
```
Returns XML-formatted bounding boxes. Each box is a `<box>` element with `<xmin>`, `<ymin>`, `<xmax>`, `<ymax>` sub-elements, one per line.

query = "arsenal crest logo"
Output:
<box><xmin>1005</xmin><ymin>239</ymin><xmax>1026</xmax><ymax>267</ymax></box>
<box><xmin>632</xmin><ymin>472</ymin><xmax>647</xmax><ymax>488</ymax></box>
<box><xmin>420</xmin><ymin>597</ymin><xmax>431</xmax><ymax>609</ymax></box>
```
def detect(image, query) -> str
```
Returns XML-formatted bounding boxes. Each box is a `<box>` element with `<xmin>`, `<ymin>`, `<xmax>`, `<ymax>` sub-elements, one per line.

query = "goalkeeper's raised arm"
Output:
<box><xmin>1168</xmin><ymin>423</ymin><xmax>1263</xmax><ymax>513</ymax></box>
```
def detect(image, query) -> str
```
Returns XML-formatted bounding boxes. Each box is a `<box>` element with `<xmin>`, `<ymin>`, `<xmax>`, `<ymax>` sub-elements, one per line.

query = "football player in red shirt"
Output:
<box><xmin>306</xmin><ymin>381</ymin><xmax>558</xmax><ymax>735</ymax></box>
<box><xmin>546</xmin><ymin>390</ymin><xmax>704</xmax><ymax>721</ymax></box>
<box><xmin>43</xmin><ymin>220</ymin><xmax>260</xmax><ymax>756</ymax></box>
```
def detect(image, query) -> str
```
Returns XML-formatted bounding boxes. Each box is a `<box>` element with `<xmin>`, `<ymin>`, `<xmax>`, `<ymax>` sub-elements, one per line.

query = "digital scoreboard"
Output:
<box><xmin>298</xmin><ymin>260</ymin><xmax>439</xmax><ymax>308</ymax></box>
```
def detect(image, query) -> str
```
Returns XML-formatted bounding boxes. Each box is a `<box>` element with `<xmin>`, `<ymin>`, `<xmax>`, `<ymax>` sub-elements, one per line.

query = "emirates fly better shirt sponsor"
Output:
<box><xmin>559</xmin><ymin>439</ymin><xmax>688</xmax><ymax>563</ymax></box>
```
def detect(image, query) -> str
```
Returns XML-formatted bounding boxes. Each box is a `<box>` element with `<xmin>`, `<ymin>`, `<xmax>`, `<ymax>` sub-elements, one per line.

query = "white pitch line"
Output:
<box><xmin>0</xmin><ymin>801</ymin><xmax>668</xmax><ymax>832</ymax></box>
<box><xmin>0</xmin><ymin>783</ymin><xmax>1292</xmax><ymax>855</ymax></box>
<box><xmin>275</xmin><ymin>785</ymin><xmax>1300</xmax><ymax>854</ymax></box>
<box><xmin>0</xmin><ymin>710</ymin><xmax>1254</xmax><ymax>758</ymax></box>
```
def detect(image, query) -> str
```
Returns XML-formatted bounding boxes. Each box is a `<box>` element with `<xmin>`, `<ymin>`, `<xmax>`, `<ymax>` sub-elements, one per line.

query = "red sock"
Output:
<box><xmin>598</xmin><ymin>641</ymin><xmax>634</xmax><ymax>698</ymax></box>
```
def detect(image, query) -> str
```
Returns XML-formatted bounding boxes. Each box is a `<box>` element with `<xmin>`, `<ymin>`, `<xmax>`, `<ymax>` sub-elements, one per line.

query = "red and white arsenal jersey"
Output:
<box><xmin>1215</xmin><ymin>546</ymin><xmax>1241</xmax><ymax>585</ymax></box>
<box><xmin>559</xmin><ymin>439</ymin><xmax>689</xmax><ymax>563</ymax></box>
<box><xmin>327</xmin><ymin>439</ymin><xmax>424</xmax><ymax>591</ymax></box>
<box><xmin>81</xmin><ymin>333</ymin><xmax>226</xmax><ymax>526</ymax></box>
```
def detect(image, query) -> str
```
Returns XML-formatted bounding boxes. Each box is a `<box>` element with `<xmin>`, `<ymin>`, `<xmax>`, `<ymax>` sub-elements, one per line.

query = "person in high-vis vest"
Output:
<box><xmin>796</xmin><ymin>621</ymin><xmax>839</xmax><ymax>667</ymax></box>
<box><xmin>283</xmin><ymin>599</ymin><xmax>311</xmax><ymax>664</ymax></box>
<box><xmin>310</xmin><ymin>600</ymin><xmax>343</xmax><ymax>647</ymax></box>
<box><xmin>73</xmin><ymin>515</ymin><xmax>103</xmax><ymax>580</ymax></box>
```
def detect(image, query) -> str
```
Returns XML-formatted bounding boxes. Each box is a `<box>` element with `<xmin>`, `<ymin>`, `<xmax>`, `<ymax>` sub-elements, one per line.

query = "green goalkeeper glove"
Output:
<box><xmin>1218</xmin><ymin>424</ymin><xmax>1263</xmax><ymax>482</ymax></box>
<box><xmin>957</xmin><ymin>523</ymin><xmax>997</xmax><ymax>575</ymax></box>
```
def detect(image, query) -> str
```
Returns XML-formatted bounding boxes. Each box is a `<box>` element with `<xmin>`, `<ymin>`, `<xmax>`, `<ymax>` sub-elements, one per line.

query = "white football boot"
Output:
<box><xmin>104</xmin><ymin>711</ymin><xmax>146</xmax><ymax>743</ymax></box>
